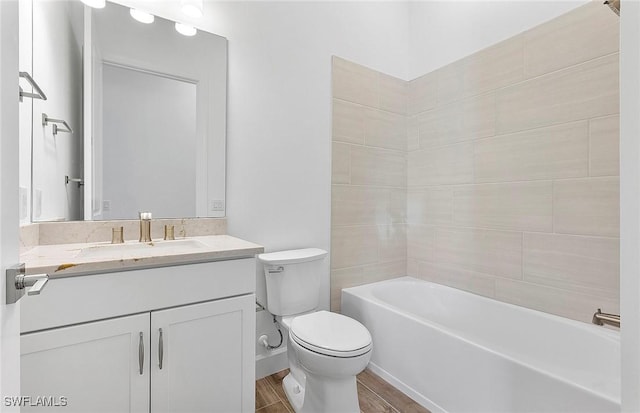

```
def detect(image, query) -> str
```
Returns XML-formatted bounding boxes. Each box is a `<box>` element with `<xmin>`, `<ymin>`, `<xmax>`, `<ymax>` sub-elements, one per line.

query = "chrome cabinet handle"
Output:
<box><xmin>158</xmin><ymin>328</ymin><xmax>164</xmax><ymax>370</ymax></box>
<box><xmin>19</xmin><ymin>71</ymin><xmax>47</xmax><ymax>101</ymax></box>
<box><xmin>138</xmin><ymin>332</ymin><xmax>144</xmax><ymax>375</ymax></box>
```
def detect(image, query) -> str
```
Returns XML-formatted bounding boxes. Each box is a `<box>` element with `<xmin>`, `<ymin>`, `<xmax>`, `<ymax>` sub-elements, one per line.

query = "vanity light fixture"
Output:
<box><xmin>175</xmin><ymin>22</ymin><xmax>197</xmax><ymax>37</ymax></box>
<box><xmin>80</xmin><ymin>0</ymin><xmax>105</xmax><ymax>9</ymax></box>
<box><xmin>130</xmin><ymin>8</ymin><xmax>155</xmax><ymax>24</ymax></box>
<box><xmin>181</xmin><ymin>0</ymin><xmax>203</xmax><ymax>18</ymax></box>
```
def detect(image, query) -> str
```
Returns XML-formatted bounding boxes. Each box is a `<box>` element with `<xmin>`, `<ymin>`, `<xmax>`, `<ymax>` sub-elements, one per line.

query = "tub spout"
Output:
<box><xmin>592</xmin><ymin>308</ymin><xmax>620</xmax><ymax>328</ymax></box>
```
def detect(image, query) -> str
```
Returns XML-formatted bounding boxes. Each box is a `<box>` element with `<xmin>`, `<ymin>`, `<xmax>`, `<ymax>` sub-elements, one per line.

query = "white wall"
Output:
<box><xmin>408</xmin><ymin>0</ymin><xmax>589</xmax><ymax>78</ymax></box>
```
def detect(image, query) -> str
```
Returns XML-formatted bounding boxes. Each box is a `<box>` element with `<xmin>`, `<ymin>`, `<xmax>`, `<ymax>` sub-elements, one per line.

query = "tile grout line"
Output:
<box><xmin>356</xmin><ymin>378</ymin><xmax>402</xmax><ymax>413</ymax></box>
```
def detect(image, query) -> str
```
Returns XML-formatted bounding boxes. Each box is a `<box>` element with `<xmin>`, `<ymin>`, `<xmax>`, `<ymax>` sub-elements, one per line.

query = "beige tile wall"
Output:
<box><xmin>331</xmin><ymin>2</ymin><xmax>620</xmax><ymax>323</ymax></box>
<box><xmin>407</xmin><ymin>1</ymin><xmax>620</xmax><ymax>324</ymax></box>
<box><xmin>331</xmin><ymin>56</ymin><xmax>407</xmax><ymax>311</ymax></box>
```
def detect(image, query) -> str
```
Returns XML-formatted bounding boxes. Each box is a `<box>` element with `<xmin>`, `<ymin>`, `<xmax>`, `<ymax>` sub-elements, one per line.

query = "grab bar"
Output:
<box><xmin>592</xmin><ymin>308</ymin><xmax>620</xmax><ymax>328</ymax></box>
<box><xmin>19</xmin><ymin>71</ymin><xmax>47</xmax><ymax>102</ymax></box>
<box><xmin>42</xmin><ymin>113</ymin><xmax>72</xmax><ymax>135</ymax></box>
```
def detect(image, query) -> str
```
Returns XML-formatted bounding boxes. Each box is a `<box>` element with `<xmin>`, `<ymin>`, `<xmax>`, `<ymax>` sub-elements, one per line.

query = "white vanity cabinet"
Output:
<box><xmin>20</xmin><ymin>258</ymin><xmax>256</xmax><ymax>413</ymax></box>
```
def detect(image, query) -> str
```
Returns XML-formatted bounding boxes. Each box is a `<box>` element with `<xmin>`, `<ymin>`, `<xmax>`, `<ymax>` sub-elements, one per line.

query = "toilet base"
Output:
<box><xmin>283</xmin><ymin>373</ymin><xmax>305</xmax><ymax>412</ymax></box>
<box><xmin>282</xmin><ymin>370</ymin><xmax>360</xmax><ymax>413</ymax></box>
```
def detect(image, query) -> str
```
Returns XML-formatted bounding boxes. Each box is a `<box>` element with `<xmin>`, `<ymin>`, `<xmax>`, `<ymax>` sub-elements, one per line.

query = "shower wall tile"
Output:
<box><xmin>589</xmin><ymin>115</ymin><xmax>620</xmax><ymax>177</ymax></box>
<box><xmin>452</xmin><ymin>181</ymin><xmax>553</xmax><ymax>232</ymax></box>
<box><xmin>433</xmin><ymin>227</ymin><xmax>523</xmax><ymax>279</ymax></box>
<box><xmin>331</xmin><ymin>142</ymin><xmax>351</xmax><ymax>184</ymax></box>
<box><xmin>333</xmin><ymin>99</ymin><xmax>365</xmax><ymax>144</ymax></box>
<box><xmin>332</xmin><ymin>57</ymin><xmax>378</xmax><ymax>108</ymax></box>
<box><xmin>495</xmin><ymin>279</ymin><xmax>619</xmax><ymax>324</ymax></box>
<box><xmin>523</xmin><ymin>232</ymin><xmax>619</xmax><ymax>296</ymax></box>
<box><xmin>408</xmin><ymin>72</ymin><xmax>437</xmax><ymax>115</ymax></box>
<box><xmin>496</xmin><ymin>53</ymin><xmax>619</xmax><ymax>134</ymax></box>
<box><xmin>379</xmin><ymin>73</ymin><xmax>407</xmax><ymax>115</ymax></box>
<box><xmin>331</xmin><ymin>186</ymin><xmax>405</xmax><ymax>227</ymax></box>
<box><xmin>473</xmin><ymin>121</ymin><xmax>589</xmax><ymax>183</ymax></box>
<box><xmin>417</xmin><ymin>92</ymin><xmax>495</xmax><ymax>148</ymax></box>
<box><xmin>332</xmin><ymin>2</ymin><xmax>620</xmax><ymax>324</ymax></box>
<box><xmin>524</xmin><ymin>1</ymin><xmax>619</xmax><ymax>78</ymax></box>
<box><xmin>553</xmin><ymin>177</ymin><xmax>620</xmax><ymax>237</ymax></box>
<box><xmin>350</xmin><ymin>146</ymin><xmax>406</xmax><ymax>187</ymax></box>
<box><xmin>407</xmin><ymin>188</ymin><xmax>453</xmax><ymax>226</ymax></box>
<box><xmin>331</xmin><ymin>58</ymin><xmax>408</xmax><ymax>310</ymax></box>
<box><xmin>416</xmin><ymin>261</ymin><xmax>496</xmax><ymax>298</ymax></box>
<box><xmin>408</xmin><ymin>142</ymin><xmax>474</xmax><ymax>186</ymax></box>
<box><xmin>364</xmin><ymin>108</ymin><xmax>407</xmax><ymax>151</ymax></box>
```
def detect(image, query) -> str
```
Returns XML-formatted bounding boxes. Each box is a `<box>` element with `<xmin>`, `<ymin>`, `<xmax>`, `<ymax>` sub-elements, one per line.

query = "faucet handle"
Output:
<box><xmin>139</xmin><ymin>212</ymin><xmax>152</xmax><ymax>220</ymax></box>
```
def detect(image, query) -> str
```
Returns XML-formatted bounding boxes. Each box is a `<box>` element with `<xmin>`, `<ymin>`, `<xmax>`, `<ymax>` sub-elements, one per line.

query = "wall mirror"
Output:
<box><xmin>18</xmin><ymin>0</ymin><xmax>227</xmax><ymax>222</ymax></box>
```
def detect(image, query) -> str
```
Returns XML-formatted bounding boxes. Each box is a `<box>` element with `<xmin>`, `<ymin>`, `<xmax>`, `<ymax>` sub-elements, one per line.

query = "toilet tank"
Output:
<box><xmin>257</xmin><ymin>248</ymin><xmax>328</xmax><ymax>316</ymax></box>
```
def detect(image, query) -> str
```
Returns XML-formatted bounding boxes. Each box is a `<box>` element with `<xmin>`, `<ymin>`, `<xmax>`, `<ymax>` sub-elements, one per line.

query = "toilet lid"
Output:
<box><xmin>290</xmin><ymin>311</ymin><xmax>372</xmax><ymax>358</ymax></box>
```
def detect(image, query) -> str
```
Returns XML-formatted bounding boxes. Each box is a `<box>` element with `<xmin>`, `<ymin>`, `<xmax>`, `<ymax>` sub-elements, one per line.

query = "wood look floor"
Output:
<box><xmin>256</xmin><ymin>369</ymin><xmax>430</xmax><ymax>413</ymax></box>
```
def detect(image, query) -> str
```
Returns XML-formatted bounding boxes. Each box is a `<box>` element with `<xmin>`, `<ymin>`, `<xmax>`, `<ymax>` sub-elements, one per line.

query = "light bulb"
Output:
<box><xmin>181</xmin><ymin>0</ymin><xmax>203</xmax><ymax>18</ymax></box>
<box><xmin>130</xmin><ymin>8</ymin><xmax>155</xmax><ymax>24</ymax></box>
<box><xmin>81</xmin><ymin>0</ymin><xmax>105</xmax><ymax>9</ymax></box>
<box><xmin>175</xmin><ymin>22</ymin><xmax>197</xmax><ymax>37</ymax></box>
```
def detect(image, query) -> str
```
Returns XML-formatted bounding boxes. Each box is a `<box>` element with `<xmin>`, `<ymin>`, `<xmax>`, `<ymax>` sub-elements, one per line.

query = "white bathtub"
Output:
<box><xmin>341</xmin><ymin>277</ymin><xmax>620</xmax><ymax>413</ymax></box>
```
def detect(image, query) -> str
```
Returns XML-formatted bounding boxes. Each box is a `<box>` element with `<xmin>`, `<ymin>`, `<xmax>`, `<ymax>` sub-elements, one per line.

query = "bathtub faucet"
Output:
<box><xmin>592</xmin><ymin>308</ymin><xmax>620</xmax><ymax>328</ymax></box>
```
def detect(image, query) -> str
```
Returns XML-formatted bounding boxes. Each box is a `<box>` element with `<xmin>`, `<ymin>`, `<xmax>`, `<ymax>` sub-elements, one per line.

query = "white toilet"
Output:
<box><xmin>258</xmin><ymin>248</ymin><xmax>372</xmax><ymax>413</ymax></box>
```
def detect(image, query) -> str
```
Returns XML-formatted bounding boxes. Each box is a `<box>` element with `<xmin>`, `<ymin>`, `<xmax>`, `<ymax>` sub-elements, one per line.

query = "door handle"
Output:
<box><xmin>158</xmin><ymin>328</ymin><xmax>164</xmax><ymax>370</ymax></box>
<box><xmin>6</xmin><ymin>264</ymin><xmax>49</xmax><ymax>304</ymax></box>
<box><xmin>138</xmin><ymin>332</ymin><xmax>144</xmax><ymax>375</ymax></box>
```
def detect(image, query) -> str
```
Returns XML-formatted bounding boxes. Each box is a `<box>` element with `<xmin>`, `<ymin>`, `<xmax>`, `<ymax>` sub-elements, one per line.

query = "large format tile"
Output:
<box><xmin>332</xmin><ymin>99</ymin><xmax>365</xmax><ymax>144</ymax></box>
<box><xmin>417</xmin><ymin>93</ymin><xmax>495</xmax><ymax>148</ymax></box>
<box><xmin>416</xmin><ymin>261</ymin><xmax>496</xmax><ymax>298</ymax></box>
<box><xmin>553</xmin><ymin>177</ymin><xmax>620</xmax><ymax>237</ymax></box>
<box><xmin>495</xmin><ymin>278</ymin><xmax>619</xmax><ymax>323</ymax></box>
<box><xmin>330</xmin><ymin>225</ymin><xmax>379</xmax><ymax>269</ymax></box>
<box><xmin>379</xmin><ymin>72</ymin><xmax>407</xmax><ymax>115</ymax></box>
<box><xmin>350</xmin><ymin>146</ymin><xmax>406</xmax><ymax>187</ymax></box>
<box><xmin>407</xmin><ymin>224</ymin><xmax>436</xmax><ymax>262</ymax></box>
<box><xmin>378</xmin><ymin>225</ymin><xmax>407</xmax><ymax>263</ymax></box>
<box><xmin>474</xmin><ymin>121</ymin><xmax>589</xmax><ymax>183</ymax></box>
<box><xmin>434</xmin><ymin>227</ymin><xmax>522</xmax><ymax>279</ymax></box>
<box><xmin>364</xmin><ymin>108</ymin><xmax>407</xmax><ymax>151</ymax></box>
<box><xmin>331</xmin><ymin>142</ymin><xmax>350</xmax><ymax>184</ymax></box>
<box><xmin>524</xmin><ymin>1</ymin><xmax>619</xmax><ymax>78</ymax></box>
<box><xmin>453</xmin><ymin>181</ymin><xmax>553</xmax><ymax>232</ymax></box>
<box><xmin>496</xmin><ymin>54</ymin><xmax>619</xmax><ymax>134</ymax></box>
<box><xmin>590</xmin><ymin>115</ymin><xmax>619</xmax><ymax>177</ymax></box>
<box><xmin>331</xmin><ymin>186</ymin><xmax>405</xmax><ymax>227</ymax></box>
<box><xmin>408</xmin><ymin>142</ymin><xmax>474</xmax><ymax>186</ymax></box>
<box><xmin>523</xmin><ymin>232</ymin><xmax>619</xmax><ymax>295</ymax></box>
<box><xmin>332</xmin><ymin>56</ymin><xmax>378</xmax><ymax>108</ymax></box>
<box><xmin>407</xmin><ymin>187</ymin><xmax>453</xmax><ymax>226</ymax></box>
<box><xmin>408</xmin><ymin>71</ymin><xmax>437</xmax><ymax>115</ymax></box>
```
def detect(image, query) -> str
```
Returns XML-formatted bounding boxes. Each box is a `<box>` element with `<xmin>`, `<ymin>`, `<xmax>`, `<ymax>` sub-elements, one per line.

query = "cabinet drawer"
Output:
<box><xmin>21</xmin><ymin>258</ymin><xmax>255</xmax><ymax>333</ymax></box>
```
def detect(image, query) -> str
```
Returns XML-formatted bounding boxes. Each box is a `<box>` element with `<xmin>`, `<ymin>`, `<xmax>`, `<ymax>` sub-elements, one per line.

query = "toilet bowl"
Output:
<box><xmin>258</xmin><ymin>249</ymin><xmax>373</xmax><ymax>413</ymax></box>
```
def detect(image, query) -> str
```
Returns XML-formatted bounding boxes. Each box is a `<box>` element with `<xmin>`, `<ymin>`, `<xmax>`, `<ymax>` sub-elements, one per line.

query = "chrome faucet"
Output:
<box><xmin>592</xmin><ymin>308</ymin><xmax>620</xmax><ymax>328</ymax></box>
<box><xmin>139</xmin><ymin>212</ymin><xmax>152</xmax><ymax>242</ymax></box>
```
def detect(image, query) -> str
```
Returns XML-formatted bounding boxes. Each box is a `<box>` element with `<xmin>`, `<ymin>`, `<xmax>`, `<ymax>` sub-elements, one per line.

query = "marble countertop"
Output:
<box><xmin>21</xmin><ymin>235</ymin><xmax>264</xmax><ymax>278</ymax></box>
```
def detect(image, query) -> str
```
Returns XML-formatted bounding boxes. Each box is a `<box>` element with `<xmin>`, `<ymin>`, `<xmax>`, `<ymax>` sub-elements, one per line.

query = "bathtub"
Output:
<box><xmin>341</xmin><ymin>277</ymin><xmax>620</xmax><ymax>413</ymax></box>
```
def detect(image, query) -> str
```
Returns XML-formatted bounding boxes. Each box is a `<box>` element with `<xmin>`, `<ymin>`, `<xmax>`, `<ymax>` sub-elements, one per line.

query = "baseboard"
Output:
<box><xmin>256</xmin><ymin>347</ymin><xmax>288</xmax><ymax>380</ymax></box>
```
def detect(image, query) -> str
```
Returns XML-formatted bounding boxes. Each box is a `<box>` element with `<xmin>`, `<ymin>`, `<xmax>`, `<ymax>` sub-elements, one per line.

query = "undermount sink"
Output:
<box><xmin>77</xmin><ymin>239</ymin><xmax>206</xmax><ymax>259</ymax></box>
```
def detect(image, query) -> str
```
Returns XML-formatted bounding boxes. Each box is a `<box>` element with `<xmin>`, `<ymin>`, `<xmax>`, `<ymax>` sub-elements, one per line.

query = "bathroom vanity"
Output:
<box><xmin>18</xmin><ymin>233</ymin><xmax>262</xmax><ymax>413</ymax></box>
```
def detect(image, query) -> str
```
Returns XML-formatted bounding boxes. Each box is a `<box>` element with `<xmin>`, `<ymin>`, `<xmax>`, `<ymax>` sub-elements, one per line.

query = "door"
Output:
<box><xmin>151</xmin><ymin>295</ymin><xmax>255</xmax><ymax>413</ymax></box>
<box><xmin>0</xmin><ymin>0</ymin><xmax>22</xmax><ymax>410</ymax></box>
<box><xmin>21</xmin><ymin>314</ymin><xmax>150</xmax><ymax>413</ymax></box>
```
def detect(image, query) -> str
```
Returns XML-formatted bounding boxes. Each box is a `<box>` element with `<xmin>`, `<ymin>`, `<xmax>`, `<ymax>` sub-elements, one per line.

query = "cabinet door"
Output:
<box><xmin>21</xmin><ymin>313</ymin><xmax>150</xmax><ymax>413</ymax></box>
<box><xmin>151</xmin><ymin>294</ymin><xmax>255</xmax><ymax>413</ymax></box>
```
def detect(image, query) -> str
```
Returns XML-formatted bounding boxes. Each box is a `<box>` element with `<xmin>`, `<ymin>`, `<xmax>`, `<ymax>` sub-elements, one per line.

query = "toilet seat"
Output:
<box><xmin>290</xmin><ymin>310</ymin><xmax>372</xmax><ymax>358</ymax></box>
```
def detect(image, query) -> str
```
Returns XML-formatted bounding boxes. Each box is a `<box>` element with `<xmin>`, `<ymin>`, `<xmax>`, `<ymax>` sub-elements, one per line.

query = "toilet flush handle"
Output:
<box><xmin>268</xmin><ymin>266</ymin><xmax>284</xmax><ymax>274</ymax></box>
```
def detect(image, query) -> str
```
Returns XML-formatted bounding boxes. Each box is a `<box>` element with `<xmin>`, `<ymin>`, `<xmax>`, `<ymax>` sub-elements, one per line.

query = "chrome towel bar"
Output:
<box><xmin>19</xmin><ymin>71</ymin><xmax>47</xmax><ymax>102</ymax></box>
<box><xmin>42</xmin><ymin>113</ymin><xmax>72</xmax><ymax>135</ymax></box>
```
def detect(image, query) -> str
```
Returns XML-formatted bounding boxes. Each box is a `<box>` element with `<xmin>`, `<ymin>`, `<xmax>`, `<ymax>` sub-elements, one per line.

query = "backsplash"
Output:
<box><xmin>332</xmin><ymin>1</ymin><xmax>620</xmax><ymax>323</ymax></box>
<box><xmin>20</xmin><ymin>218</ymin><xmax>227</xmax><ymax>252</ymax></box>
